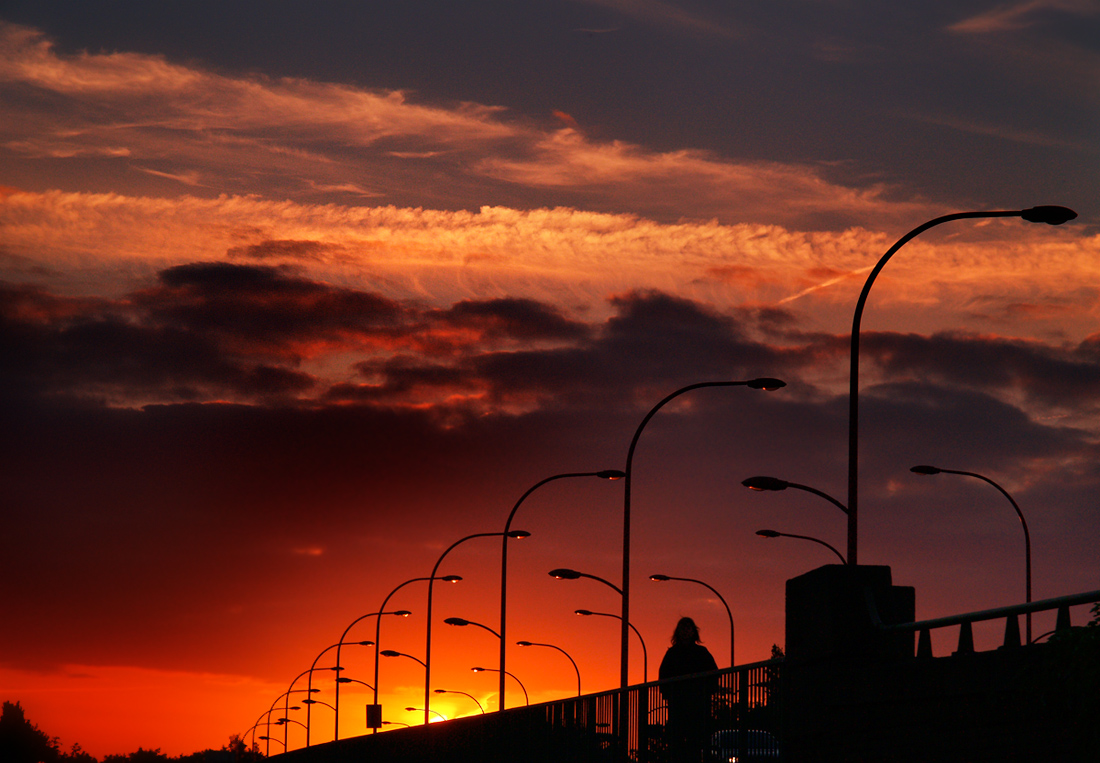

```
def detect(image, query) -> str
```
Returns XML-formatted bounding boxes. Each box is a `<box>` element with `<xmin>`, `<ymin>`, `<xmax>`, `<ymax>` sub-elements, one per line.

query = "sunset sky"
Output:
<box><xmin>1</xmin><ymin>1</ymin><xmax>1099</xmax><ymax>758</ymax></box>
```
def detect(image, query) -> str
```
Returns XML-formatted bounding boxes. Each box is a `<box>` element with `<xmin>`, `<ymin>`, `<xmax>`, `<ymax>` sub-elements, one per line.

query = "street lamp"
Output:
<box><xmin>846</xmin><ymin>206</ymin><xmax>1075</xmax><ymax>567</ymax></box>
<box><xmin>741</xmin><ymin>476</ymin><xmax>848</xmax><ymax>514</ymax></box>
<box><xmin>471</xmin><ymin>666</ymin><xmax>529</xmax><ymax>705</ymax></box>
<box><xmin>425</xmin><ymin>531</ymin><xmax>529</xmax><ymax>725</ymax></box>
<box><xmin>306</xmin><ymin>641</ymin><xmax>371</xmax><ymax>746</ymax></box>
<box><xmin>621</xmin><ymin>378</ymin><xmax>784</xmax><ymax>697</ymax></box>
<box><xmin>755</xmin><ymin>529</ymin><xmax>846</xmax><ymax>564</ymax></box>
<box><xmin>517</xmin><ymin>640</ymin><xmax>582</xmax><ymax>696</ymax></box>
<box><xmin>370</xmin><ymin>577</ymin><xmax>458</xmax><ymax>735</ymax></box>
<box><xmin>434</xmin><ymin>688</ymin><xmax>486</xmax><ymax>714</ymax></box>
<box><xmin>549</xmin><ymin>567</ymin><xmax>623</xmax><ymax>595</ymax></box>
<box><xmin>333</xmin><ymin>610</ymin><xmax>409</xmax><ymax>740</ymax></box>
<box><xmin>499</xmin><ymin>470</ymin><xmax>624</xmax><ymax>710</ymax></box>
<box><xmin>405</xmin><ymin>706</ymin><xmax>447</xmax><ymax>722</ymax></box>
<box><xmin>381</xmin><ymin>649</ymin><xmax>426</xmax><ymax>668</ymax></box>
<box><xmin>910</xmin><ymin>465</ymin><xmax>1033</xmax><ymax>642</ymax></box>
<box><xmin>575</xmin><ymin>609</ymin><xmax>649</xmax><ymax>683</ymax></box>
<box><xmin>444</xmin><ymin>616</ymin><xmax>501</xmax><ymax>638</ymax></box>
<box><xmin>649</xmin><ymin>573</ymin><xmax>736</xmax><ymax>668</ymax></box>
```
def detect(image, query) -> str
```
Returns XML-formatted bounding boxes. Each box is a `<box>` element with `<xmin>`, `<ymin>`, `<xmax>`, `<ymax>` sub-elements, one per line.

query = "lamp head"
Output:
<box><xmin>575</xmin><ymin>609</ymin><xmax>593</xmax><ymax>616</ymax></box>
<box><xmin>910</xmin><ymin>465</ymin><xmax>942</xmax><ymax>475</ymax></box>
<box><xmin>356</xmin><ymin>640</ymin><xmax>375</xmax><ymax>646</ymax></box>
<box><xmin>649</xmin><ymin>574</ymin><xmax>671</xmax><ymax>581</ymax></box>
<box><xmin>433</xmin><ymin>689</ymin><xmax>447</xmax><ymax>694</ymax></box>
<box><xmin>506</xmin><ymin>530</ymin><xmax>531</xmax><ymax>539</ymax></box>
<box><xmin>516</xmin><ymin>640</ymin><xmax>533</xmax><ymax>646</ymax></box>
<box><xmin>394</xmin><ymin>610</ymin><xmax>412</xmax><ymax>617</ymax></box>
<box><xmin>440</xmin><ymin>575</ymin><xmax>462</xmax><ymax>583</ymax></box>
<box><xmin>302</xmin><ymin>699</ymin><xmax>316</xmax><ymax>705</ymax></box>
<box><xmin>308</xmin><ymin>688</ymin><xmax>321</xmax><ymax>693</ymax></box>
<box><xmin>336</xmin><ymin>677</ymin><xmax>351</xmax><ymax>683</ymax></box>
<box><xmin>380</xmin><ymin>650</ymin><xmax>402</xmax><ymax>658</ymax></box>
<box><xmin>597</xmin><ymin>469</ymin><xmax>626</xmax><ymax>480</ymax></box>
<box><xmin>444</xmin><ymin>617</ymin><xmax>469</xmax><ymax>626</ymax></box>
<box><xmin>471</xmin><ymin>666</ymin><xmax>487</xmax><ymax>672</ymax></box>
<box><xmin>549</xmin><ymin>568</ymin><xmax>582</xmax><ymax>580</ymax></box>
<box><xmin>756</xmin><ymin>529</ymin><xmax>782</xmax><ymax>538</ymax></box>
<box><xmin>742</xmin><ymin>475</ymin><xmax>789</xmax><ymax>491</ymax></box>
<box><xmin>404</xmin><ymin>707</ymin><xmax>417</xmax><ymax>712</ymax></box>
<box><xmin>1020</xmin><ymin>206</ymin><xmax>1077</xmax><ymax>225</ymax></box>
<box><xmin>746</xmin><ymin>377</ymin><xmax>786</xmax><ymax>391</ymax></box>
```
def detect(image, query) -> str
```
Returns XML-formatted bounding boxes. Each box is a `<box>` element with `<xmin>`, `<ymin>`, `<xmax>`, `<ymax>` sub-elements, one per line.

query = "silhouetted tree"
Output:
<box><xmin>0</xmin><ymin>700</ymin><xmax>61</xmax><ymax>763</ymax></box>
<box><xmin>102</xmin><ymin>748</ymin><xmax>168</xmax><ymax>763</ymax></box>
<box><xmin>60</xmin><ymin>742</ymin><xmax>97</xmax><ymax>763</ymax></box>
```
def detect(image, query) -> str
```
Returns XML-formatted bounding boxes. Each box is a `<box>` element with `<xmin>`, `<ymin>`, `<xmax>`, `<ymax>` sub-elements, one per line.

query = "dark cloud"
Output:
<box><xmin>862</xmin><ymin>331</ymin><xmax>1100</xmax><ymax>408</ymax></box>
<box><xmin>226</xmin><ymin>239</ymin><xmax>342</xmax><ymax>262</ymax></box>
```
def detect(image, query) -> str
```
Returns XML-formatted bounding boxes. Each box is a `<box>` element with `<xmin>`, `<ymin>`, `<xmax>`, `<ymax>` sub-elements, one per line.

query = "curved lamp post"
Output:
<box><xmin>576</xmin><ymin>609</ymin><xmax>649</xmax><ymax>683</ymax></box>
<box><xmin>649</xmin><ymin>573</ymin><xmax>735</xmax><ymax>668</ymax></box>
<box><xmin>371</xmin><ymin>577</ymin><xmax>458</xmax><ymax>735</ymax></box>
<box><xmin>333</xmin><ymin>610</ymin><xmax>409</xmax><ymax>740</ymax></box>
<box><xmin>471</xmin><ymin>666</ymin><xmax>529</xmax><ymax>705</ymax></box>
<box><xmin>307</xmin><ymin>641</ymin><xmax>371</xmax><ymax>746</ymax></box>
<box><xmin>756</xmin><ymin>529</ymin><xmax>846</xmax><ymax>564</ymax></box>
<box><xmin>434</xmin><ymin>688</ymin><xmax>486</xmax><ymax>714</ymax></box>
<box><xmin>621</xmin><ymin>378</ymin><xmax>784</xmax><ymax>695</ymax></box>
<box><xmin>742</xmin><ymin>476</ymin><xmax>849</xmax><ymax>515</ymax></box>
<box><xmin>846</xmin><ymin>206</ymin><xmax>1075</xmax><ymax>566</ymax></box>
<box><xmin>425</xmin><ymin>531</ymin><xmax>529</xmax><ymax>725</ymax></box>
<box><xmin>499</xmin><ymin>470</ymin><xmax>623</xmax><ymax>710</ymax></box>
<box><xmin>405</xmin><ymin>706</ymin><xmax>447</xmax><ymax>722</ymax></box>
<box><xmin>910</xmin><ymin>464</ymin><xmax>1033</xmax><ymax>642</ymax></box>
<box><xmin>283</xmin><ymin>669</ymin><xmax>329</xmax><ymax>750</ymax></box>
<box><xmin>517</xmin><ymin>640</ymin><xmax>582</xmax><ymax>696</ymax></box>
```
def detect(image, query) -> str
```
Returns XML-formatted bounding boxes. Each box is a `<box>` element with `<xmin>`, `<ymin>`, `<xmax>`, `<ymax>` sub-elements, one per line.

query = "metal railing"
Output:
<box><xmin>529</xmin><ymin>658</ymin><xmax>783</xmax><ymax>762</ymax></box>
<box><xmin>874</xmin><ymin>588</ymin><xmax>1100</xmax><ymax>658</ymax></box>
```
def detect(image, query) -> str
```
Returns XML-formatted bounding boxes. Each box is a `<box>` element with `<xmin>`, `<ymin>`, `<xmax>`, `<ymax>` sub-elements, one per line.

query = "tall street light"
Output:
<box><xmin>621</xmin><ymin>378</ymin><xmax>784</xmax><ymax>696</ymax></box>
<box><xmin>333</xmin><ymin>610</ymin><xmax>409</xmax><ymax>740</ymax></box>
<box><xmin>649</xmin><ymin>573</ymin><xmax>736</xmax><ymax>668</ymax></box>
<box><xmin>499</xmin><ymin>470</ymin><xmax>623</xmax><ymax>710</ymax></box>
<box><xmin>425</xmin><ymin>531</ymin><xmax>529</xmax><ymax>725</ymax></box>
<box><xmin>576</xmin><ymin>609</ymin><xmax>648</xmax><ymax>683</ymax></box>
<box><xmin>471</xmin><ymin>666</ymin><xmax>529</xmax><ymax>705</ymax></box>
<box><xmin>846</xmin><ymin>206</ymin><xmax>1075</xmax><ymax>567</ymax></box>
<box><xmin>371</xmin><ymin>576</ymin><xmax>459</xmax><ymax>734</ymax></box>
<box><xmin>756</xmin><ymin>529</ymin><xmax>846</xmax><ymax>564</ymax></box>
<box><xmin>283</xmin><ymin>669</ymin><xmax>329</xmax><ymax>750</ymax></box>
<box><xmin>910</xmin><ymin>465</ymin><xmax>1033</xmax><ymax>642</ymax></box>
<box><xmin>306</xmin><ymin>640</ymin><xmax>372</xmax><ymax>746</ymax></box>
<box><xmin>517</xmin><ymin>640</ymin><xmax>582</xmax><ymax>697</ymax></box>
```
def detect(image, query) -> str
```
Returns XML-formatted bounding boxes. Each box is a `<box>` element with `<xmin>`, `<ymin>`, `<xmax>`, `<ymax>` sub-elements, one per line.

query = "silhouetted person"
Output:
<box><xmin>659</xmin><ymin>617</ymin><xmax>718</xmax><ymax>763</ymax></box>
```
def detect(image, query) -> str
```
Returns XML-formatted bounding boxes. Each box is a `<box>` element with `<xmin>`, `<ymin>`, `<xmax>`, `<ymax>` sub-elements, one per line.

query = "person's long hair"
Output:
<box><xmin>670</xmin><ymin>616</ymin><xmax>701</xmax><ymax>646</ymax></box>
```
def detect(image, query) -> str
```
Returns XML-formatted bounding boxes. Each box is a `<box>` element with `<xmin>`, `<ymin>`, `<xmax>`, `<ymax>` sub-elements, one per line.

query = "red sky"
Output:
<box><xmin>1</xmin><ymin>1</ymin><xmax>1098</xmax><ymax>758</ymax></box>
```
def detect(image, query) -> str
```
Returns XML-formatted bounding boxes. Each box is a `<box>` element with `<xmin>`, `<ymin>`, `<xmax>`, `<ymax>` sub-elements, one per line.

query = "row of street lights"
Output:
<box><xmin>251</xmin><ymin>205</ymin><xmax>1073</xmax><ymax>751</ymax></box>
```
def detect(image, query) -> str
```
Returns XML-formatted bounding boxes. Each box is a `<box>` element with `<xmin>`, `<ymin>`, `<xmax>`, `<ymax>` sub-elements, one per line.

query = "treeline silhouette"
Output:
<box><xmin>0</xmin><ymin>701</ymin><xmax>263</xmax><ymax>763</ymax></box>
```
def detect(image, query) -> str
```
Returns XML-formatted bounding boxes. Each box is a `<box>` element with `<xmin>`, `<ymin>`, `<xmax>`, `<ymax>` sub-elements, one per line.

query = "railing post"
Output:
<box><xmin>916</xmin><ymin>628</ymin><xmax>933</xmax><ymax>659</ymax></box>
<box><xmin>954</xmin><ymin>621</ymin><xmax>975</xmax><ymax>655</ymax></box>
<box><xmin>737</xmin><ymin>667</ymin><xmax>749</xmax><ymax>763</ymax></box>
<box><xmin>1001</xmin><ymin>614</ymin><xmax>1021</xmax><ymax>649</ymax></box>
<box><xmin>1055</xmin><ymin>605</ymin><xmax>1072</xmax><ymax>633</ymax></box>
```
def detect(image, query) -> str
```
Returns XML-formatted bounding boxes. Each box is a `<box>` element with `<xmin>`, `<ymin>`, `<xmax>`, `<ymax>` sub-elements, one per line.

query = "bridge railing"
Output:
<box><xmin>533</xmin><ymin>658</ymin><xmax>783</xmax><ymax>762</ymax></box>
<box><xmin>874</xmin><ymin>588</ymin><xmax>1100</xmax><ymax>658</ymax></box>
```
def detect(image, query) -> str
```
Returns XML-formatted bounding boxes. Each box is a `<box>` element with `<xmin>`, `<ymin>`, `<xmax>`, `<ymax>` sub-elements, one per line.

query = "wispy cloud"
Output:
<box><xmin>948</xmin><ymin>0</ymin><xmax>1100</xmax><ymax>34</ymax></box>
<box><xmin>0</xmin><ymin>21</ymin><xmax>941</xmax><ymax>229</ymax></box>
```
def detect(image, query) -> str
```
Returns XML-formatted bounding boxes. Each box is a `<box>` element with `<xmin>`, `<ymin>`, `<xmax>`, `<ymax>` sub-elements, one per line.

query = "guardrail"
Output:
<box><xmin>874</xmin><ymin>589</ymin><xmax>1100</xmax><ymax>658</ymax></box>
